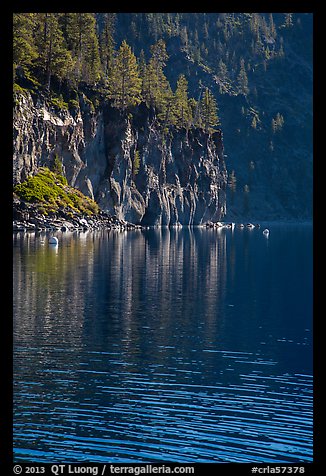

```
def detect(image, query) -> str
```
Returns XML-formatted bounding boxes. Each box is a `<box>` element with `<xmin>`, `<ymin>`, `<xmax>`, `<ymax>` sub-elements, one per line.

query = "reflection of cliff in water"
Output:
<box><xmin>13</xmin><ymin>229</ymin><xmax>228</xmax><ymax>355</ymax></box>
<box><xmin>13</xmin><ymin>231</ymin><xmax>97</xmax><ymax>351</ymax></box>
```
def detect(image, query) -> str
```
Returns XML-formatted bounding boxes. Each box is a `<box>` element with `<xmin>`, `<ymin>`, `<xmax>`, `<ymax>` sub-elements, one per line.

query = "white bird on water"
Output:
<box><xmin>263</xmin><ymin>228</ymin><xmax>270</xmax><ymax>236</ymax></box>
<box><xmin>49</xmin><ymin>236</ymin><xmax>59</xmax><ymax>245</ymax></box>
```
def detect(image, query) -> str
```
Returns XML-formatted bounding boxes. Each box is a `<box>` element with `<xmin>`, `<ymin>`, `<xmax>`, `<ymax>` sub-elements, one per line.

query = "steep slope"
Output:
<box><xmin>112</xmin><ymin>12</ymin><xmax>313</xmax><ymax>220</ymax></box>
<box><xmin>13</xmin><ymin>90</ymin><xmax>227</xmax><ymax>226</ymax></box>
<box><xmin>13</xmin><ymin>12</ymin><xmax>312</xmax><ymax>222</ymax></box>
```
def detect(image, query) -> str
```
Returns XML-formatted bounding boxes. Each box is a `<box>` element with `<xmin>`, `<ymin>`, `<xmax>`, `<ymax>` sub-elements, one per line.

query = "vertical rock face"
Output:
<box><xmin>13</xmin><ymin>91</ymin><xmax>227</xmax><ymax>225</ymax></box>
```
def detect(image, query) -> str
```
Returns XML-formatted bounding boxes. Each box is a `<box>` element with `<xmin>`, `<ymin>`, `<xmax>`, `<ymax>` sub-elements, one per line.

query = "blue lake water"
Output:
<box><xmin>13</xmin><ymin>224</ymin><xmax>313</xmax><ymax>463</ymax></box>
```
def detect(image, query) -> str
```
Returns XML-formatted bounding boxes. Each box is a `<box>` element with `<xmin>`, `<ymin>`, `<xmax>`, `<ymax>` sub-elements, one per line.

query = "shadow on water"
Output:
<box><xmin>13</xmin><ymin>225</ymin><xmax>313</xmax><ymax>463</ymax></box>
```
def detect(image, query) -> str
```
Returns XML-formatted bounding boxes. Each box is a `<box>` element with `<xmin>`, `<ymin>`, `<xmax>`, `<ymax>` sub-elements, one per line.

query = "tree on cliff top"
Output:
<box><xmin>200</xmin><ymin>87</ymin><xmax>220</xmax><ymax>133</ymax></box>
<box><xmin>13</xmin><ymin>13</ymin><xmax>38</xmax><ymax>71</ymax></box>
<box><xmin>34</xmin><ymin>13</ymin><xmax>74</xmax><ymax>90</ymax></box>
<box><xmin>141</xmin><ymin>39</ymin><xmax>177</xmax><ymax>125</ymax></box>
<box><xmin>174</xmin><ymin>74</ymin><xmax>192</xmax><ymax>129</ymax></box>
<box><xmin>63</xmin><ymin>13</ymin><xmax>101</xmax><ymax>85</ymax></box>
<box><xmin>99</xmin><ymin>13</ymin><xmax>116</xmax><ymax>80</ymax></box>
<box><xmin>142</xmin><ymin>39</ymin><xmax>169</xmax><ymax>109</ymax></box>
<box><xmin>237</xmin><ymin>58</ymin><xmax>249</xmax><ymax>96</ymax></box>
<box><xmin>110</xmin><ymin>40</ymin><xmax>142</xmax><ymax>109</ymax></box>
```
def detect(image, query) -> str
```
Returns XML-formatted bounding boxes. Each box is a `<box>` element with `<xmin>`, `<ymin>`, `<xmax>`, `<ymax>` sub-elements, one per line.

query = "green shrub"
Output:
<box><xmin>13</xmin><ymin>83</ymin><xmax>29</xmax><ymax>95</ymax></box>
<box><xmin>49</xmin><ymin>94</ymin><xmax>68</xmax><ymax>110</ymax></box>
<box><xmin>51</xmin><ymin>155</ymin><xmax>67</xmax><ymax>185</ymax></box>
<box><xmin>56</xmin><ymin>174</ymin><xmax>68</xmax><ymax>186</ymax></box>
<box><xmin>38</xmin><ymin>206</ymin><xmax>47</xmax><ymax>215</ymax></box>
<box><xmin>14</xmin><ymin>167</ymin><xmax>99</xmax><ymax>216</ymax></box>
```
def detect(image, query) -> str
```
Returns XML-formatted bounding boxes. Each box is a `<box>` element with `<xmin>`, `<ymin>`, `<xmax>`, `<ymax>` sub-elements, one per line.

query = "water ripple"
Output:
<box><xmin>14</xmin><ymin>359</ymin><xmax>313</xmax><ymax>463</ymax></box>
<box><xmin>13</xmin><ymin>227</ymin><xmax>313</xmax><ymax>463</ymax></box>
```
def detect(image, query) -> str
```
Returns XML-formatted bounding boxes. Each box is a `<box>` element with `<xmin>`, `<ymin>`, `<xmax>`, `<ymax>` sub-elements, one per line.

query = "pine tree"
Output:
<box><xmin>284</xmin><ymin>13</ymin><xmax>293</xmax><ymax>28</ymax></box>
<box><xmin>150</xmin><ymin>39</ymin><xmax>169</xmax><ymax>73</ymax></box>
<box><xmin>200</xmin><ymin>88</ymin><xmax>220</xmax><ymax>133</ymax></box>
<box><xmin>188</xmin><ymin>98</ymin><xmax>199</xmax><ymax>127</ymax></box>
<box><xmin>269</xmin><ymin>13</ymin><xmax>277</xmax><ymax>39</ymax></box>
<box><xmin>249</xmin><ymin>13</ymin><xmax>259</xmax><ymax>35</ymax></box>
<box><xmin>255</xmin><ymin>31</ymin><xmax>264</xmax><ymax>55</ymax></box>
<box><xmin>99</xmin><ymin>13</ymin><xmax>115</xmax><ymax>80</ymax></box>
<box><xmin>138</xmin><ymin>49</ymin><xmax>146</xmax><ymax>79</ymax></box>
<box><xmin>130</xmin><ymin>21</ymin><xmax>138</xmax><ymax>40</ymax></box>
<box><xmin>217</xmin><ymin>59</ymin><xmax>228</xmax><ymax>80</ymax></box>
<box><xmin>13</xmin><ymin>13</ymin><xmax>38</xmax><ymax>72</ymax></box>
<box><xmin>180</xmin><ymin>26</ymin><xmax>189</xmax><ymax>51</ymax></box>
<box><xmin>272</xmin><ymin>112</ymin><xmax>284</xmax><ymax>132</ymax></box>
<box><xmin>64</xmin><ymin>13</ymin><xmax>101</xmax><ymax>85</ymax></box>
<box><xmin>142</xmin><ymin>61</ymin><xmax>155</xmax><ymax>107</ymax></box>
<box><xmin>276</xmin><ymin>112</ymin><xmax>284</xmax><ymax>127</ymax></box>
<box><xmin>261</xmin><ymin>16</ymin><xmax>269</xmax><ymax>38</ymax></box>
<box><xmin>278</xmin><ymin>40</ymin><xmax>285</xmax><ymax>57</ymax></box>
<box><xmin>34</xmin><ymin>13</ymin><xmax>73</xmax><ymax>90</ymax></box>
<box><xmin>110</xmin><ymin>40</ymin><xmax>142</xmax><ymax>109</ymax></box>
<box><xmin>142</xmin><ymin>39</ymin><xmax>173</xmax><ymax>121</ymax></box>
<box><xmin>58</xmin><ymin>13</ymin><xmax>69</xmax><ymax>43</ymax></box>
<box><xmin>159</xmin><ymin>84</ymin><xmax>175</xmax><ymax>127</ymax></box>
<box><xmin>237</xmin><ymin>58</ymin><xmax>249</xmax><ymax>95</ymax></box>
<box><xmin>265</xmin><ymin>46</ymin><xmax>271</xmax><ymax>59</ymax></box>
<box><xmin>174</xmin><ymin>74</ymin><xmax>192</xmax><ymax>128</ymax></box>
<box><xmin>85</xmin><ymin>33</ymin><xmax>102</xmax><ymax>85</ymax></box>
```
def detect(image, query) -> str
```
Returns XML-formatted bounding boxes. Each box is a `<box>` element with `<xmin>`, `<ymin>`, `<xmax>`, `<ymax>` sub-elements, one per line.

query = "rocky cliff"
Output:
<box><xmin>113</xmin><ymin>13</ymin><xmax>312</xmax><ymax>221</ymax></box>
<box><xmin>13</xmin><ymin>90</ymin><xmax>227</xmax><ymax>226</ymax></box>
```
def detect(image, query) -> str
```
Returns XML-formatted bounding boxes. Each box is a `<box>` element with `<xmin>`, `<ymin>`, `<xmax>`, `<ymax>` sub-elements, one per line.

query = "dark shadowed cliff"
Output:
<box><xmin>113</xmin><ymin>13</ymin><xmax>313</xmax><ymax>220</ymax></box>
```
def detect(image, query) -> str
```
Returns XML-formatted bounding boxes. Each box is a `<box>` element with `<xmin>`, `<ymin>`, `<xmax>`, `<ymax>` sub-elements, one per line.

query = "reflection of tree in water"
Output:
<box><xmin>13</xmin><ymin>231</ymin><xmax>97</xmax><ymax>350</ymax></box>
<box><xmin>120</xmin><ymin>228</ymin><xmax>229</xmax><ymax>356</ymax></box>
<box><xmin>13</xmin><ymin>229</ymin><xmax>228</xmax><ymax>364</ymax></box>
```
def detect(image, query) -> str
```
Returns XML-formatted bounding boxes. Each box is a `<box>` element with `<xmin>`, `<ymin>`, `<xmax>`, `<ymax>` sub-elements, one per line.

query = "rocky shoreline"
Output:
<box><xmin>13</xmin><ymin>198</ymin><xmax>143</xmax><ymax>233</ymax></box>
<box><xmin>12</xmin><ymin>198</ymin><xmax>272</xmax><ymax>233</ymax></box>
<box><xmin>205</xmin><ymin>221</ymin><xmax>261</xmax><ymax>229</ymax></box>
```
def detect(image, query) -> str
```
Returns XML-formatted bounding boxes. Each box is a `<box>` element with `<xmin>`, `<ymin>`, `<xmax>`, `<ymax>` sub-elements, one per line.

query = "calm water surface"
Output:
<box><xmin>13</xmin><ymin>224</ymin><xmax>313</xmax><ymax>463</ymax></box>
